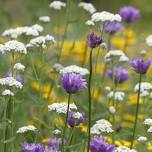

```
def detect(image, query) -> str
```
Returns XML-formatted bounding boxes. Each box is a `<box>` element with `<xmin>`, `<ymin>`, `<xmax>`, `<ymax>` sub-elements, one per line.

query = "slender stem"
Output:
<box><xmin>130</xmin><ymin>74</ymin><xmax>142</xmax><ymax>149</ymax></box>
<box><xmin>61</xmin><ymin>94</ymin><xmax>71</xmax><ymax>152</ymax></box>
<box><xmin>87</xmin><ymin>49</ymin><xmax>93</xmax><ymax>152</ymax></box>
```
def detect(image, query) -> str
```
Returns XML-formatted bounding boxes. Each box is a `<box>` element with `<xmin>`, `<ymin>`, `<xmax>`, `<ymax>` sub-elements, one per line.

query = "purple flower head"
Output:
<box><xmin>22</xmin><ymin>142</ymin><xmax>45</xmax><ymax>152</ymax></box>
<box><xmin>68</xmin><ymin>112</ymin><xmax>85</xmax><ymax>127</ymax></box>
<box><xmin>61</xmin><ymin>73</ymin><xmax>87</xmax><ymax>94</ymax></box>
<box><xmin>4</xmin><ymin>71</ymin><xmax>24</xmax><ymax>83</ymax></box>
<box><xmin>103</xmin><ymin>21</ymin><xmax>123</xmax><ymax>34</ymax></box>
<box><xmin>119</xmin><ymin>6</ymin><xmax>140</xmax><ymax>23</ymax></box>
<box><xmin>90</xmin><ymin>136</ymin><xmax>116</xmax><ymax>152</ymax></box>
<box><xmin>130</xmin><ymin>59</ymin><xmax>152</xmax><ymax>74</ymax></box>
<box><xmin>47</xmin><ymin>138</ymin><xmax>62</xmax><ymax>151</ymax></box>
<box><xmin>107</xmin><ymin>67</ymin><xmax>129</xmax><ymax>84</ymax></box>
<box><xmin>88</xmin><ymin>32</ymin><xmax>102</xmax><ymax>48</ymax></box>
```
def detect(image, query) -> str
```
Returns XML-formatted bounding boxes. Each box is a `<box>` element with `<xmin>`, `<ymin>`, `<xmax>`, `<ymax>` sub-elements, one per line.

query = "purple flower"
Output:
<box><xmin>119</xmin><ymin>6</ymin><xmax>140</xmax><ymax>23</ymax></box>
<box><xmin>130</xmin><ymin>59</ymin><xmax>152</xmax><ymax>74</ymax></box>
<box><xmin>103</xmin><ymin>21</ymin><xmax>123</xmax><ymax>34</ymax></box>
<box><xmin>107</xmin><ymin>67</ymin><xmax>129</xmax><ymax>84</ymax></box>
<box><xmin>47</xmin><ymin>138</ymin><xmax>62</xmax><ymax>151</ymax></box>
<box><xmin>22</xmin><ymin>142</ymin><xmax>45</xmax><ymax>152</ymax></box>
<box><xmin>88</xmin><ymin>32</ymin><xmax>102</xmax><ymax>48</ymax></box>
<box><xmin>90</xmin><ymin>136</ymin><xmax>116</xmax><ymax>152</ymax></box>
<box><xmin>68</xmin><ymin>112</ymin><xmax>84</xmax><ymax>127</ymax></box>
<box><xmin>61</xmin><ymin>73</ymin><xmax>87</xmax><ymax>94</ymax></box>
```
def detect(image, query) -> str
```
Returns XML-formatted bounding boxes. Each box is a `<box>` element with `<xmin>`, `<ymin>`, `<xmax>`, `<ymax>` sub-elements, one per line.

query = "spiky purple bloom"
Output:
<box><xmin>107</xmin><ymin>67</ymin><xmax>129</xmax><ymax>84</ymax></box>
<box><xmin>103</xmin><ymin>21</ymin><xmax>123</xmax><ymax>34</ymax></box>
<box><xmin>61</xmin><ymin>73</ymin><xmax>87</xmax><ymax>94</ymax></box>
<box><xmin>22</xmin><ymin>142</ymin><xmax>45</xmax><ymax>152</ymax></box>
<box><xmin>68</xmin><ymin>112</ymin><xmax>84</xmax><ymax>127</ymax></box>
<box><xmin>88</xmin><ymin>32</ymin><xmax>102</xmax><ymax>48</ymax></box>
<box><xmin>119</xmin><ymin>6</ymin><xmax>140</xmax><ymax>23</ymax></box>
<box><xmin>130</xmin><ymin>59</ymin><xmax>152</xmax><ymax>74</ymax></box>
<box><xmin>47</xmin><ymin>138</ymin><xmax>62</xmax><ymax>152</ymax></box>
<box><xmin>90</xmin><ymin>136</ymin><xmax>116</xmax><ymax>152</ymax></box>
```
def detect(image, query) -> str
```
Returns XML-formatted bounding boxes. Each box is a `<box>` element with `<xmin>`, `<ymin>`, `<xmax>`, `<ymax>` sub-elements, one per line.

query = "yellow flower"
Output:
<box><xmin>147</xmin><ymin>142</ymin><xmax>152</xmax><ymax>151</ymax></box>
<box><xmin>53</xmin><ymin>117</ymin><xmax>64</xmax><ymax>126</ymax></box>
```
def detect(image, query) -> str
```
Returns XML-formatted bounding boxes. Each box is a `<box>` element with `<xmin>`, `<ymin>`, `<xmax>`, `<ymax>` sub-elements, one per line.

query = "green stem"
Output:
<box><xmin>87</xmin><ymin>49</ymin><xmax>93</xmax><ymax>152</ymax></box>
<box><xmin>61</xmin><ymin>94</ymin><xmax>71</xmax><ymax>152</ymax></box>
<box><xmin>130</xmin><ymin>74</ymin><xmax>142</xmax><ymax>149</ymax></box>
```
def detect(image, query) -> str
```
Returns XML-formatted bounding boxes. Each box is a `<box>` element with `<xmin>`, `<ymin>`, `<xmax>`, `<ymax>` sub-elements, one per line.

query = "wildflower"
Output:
<box><xmin>91</xmin><ymin>119</ymin><xmax>113</xmax><ymax>135</ymax></box>
<box><xmin>60</xmin><ymin>65</ymin><xmax>89</xmax><ymax>75</ymax></box>
<box><xmin>52</xmin><ymin>63</ymin><xmax>64</xmax><ymax>72</ymax></box>
<box><xmin>2</xmin><ymin>89</ymin><xmax>14</xmax><ymax>96</ymax></box>
<box><xmin>52</xmin><ymin>129</ymin><xmax>61</xmax><ymax>135</ymax></box>
<box><xmin>90</xmin><ymin>135</ymin><xmax>116</xmax><ymax>152</ymax></box>
<box><xmin>61</xmin><ymin>73</ymin><xmax>87</xmax><ymax>94</ymax></box>
<box><xmin>119</xmin><ymin>6</ymin><xmax>140</xmax><ymax>23</ymax></box>
<box><xmin>17</xmin><ymin>125</ymin><xmax>36</xmax><ymax>133</ymax></box>
<box><xmin>137</xmin><ymin>136</ymin><xmax>147</xmax><ymax>142</ymax></box>
<box><xmin>26</xmin><ymin>35</ymin><xmax>55</xmax><ymax>48</ymax></box>
<box><xmin>14</xmin><ymin>63</ymin><xmax>25</xmax><ymax>71</ymax></box>
<box><xmin>109</xmin><ymin>106</ymin><xmax>116</xmax><ymax>115</ymax></box>
<box><xmin>68</xmin><ymin>112</ymin><xmax>84</xmax><ymax>127</ymax></box>
<box><xmin>130</xmin><ymin>59</ymin><xmax>152</xmax><ymax>74</ymax></box>
<box><xmin>107</xmin><ymin>67</ymin><xmax>129</xmax><ymax>84</ymax></box>
<box><xmin>1</xmin><ymin>40</ymin><xmax>27</xmax><ymax>54</ymax></box>
<box><xmin>146</xmin><ymin>35</ymin><xmax>152</xmax><ymax>47</ymax></box>
<box><xmin>107</xmin><ymin>91</ymin><xmax>125</xmax><ymax>102</ymax></box>
<box><xmin>47</xmin><ymin>138</ymin><xmax>62</xmax><ymax>151</ymax></box>
<box><xmin>39</xmin><ymin>16</ymin><xmax>50</xmax><ymax>22</ymax></box>
<box><xmin>87</xmin><ymin>32</ymin><xmax>102</xmax><ymax>49</ymax></box>
<box><xmin>103</xmin><ymin>21</ymin><xmax>123</xmax><ymax>34</ymax></box>
<box><xmin>114</xmin><ymin>146</ymin><xmax>137</xmax><ymax>152</ymax></box>
<box><xmin>85</xmin><ymin>20</ymin><xmax>95</xmax><ymax>26</ymax></box>
<box><xmin>0</xmin><ymin>44</ymin><xmax>4</xmax><ymax>54</ymax></box>
<box><xmin>22</xmin><ymin>142</ymin><xmax>44</xmax><ymax>152</ymax></box>
<box><xmin>48</xmin><ymin>102</ymin><xmax>77</xmax><ymax>114</ymax></box>
<box><xmin>49</xmin><ymin>1</ymin><xmax>66</xmax><ymax>10</ymax></box>
<box><xmin>91</xmin><ymin>11</ymin><xmax>121</xmax><ymax>23</ymax></box>
<box><xmin>144</xmin><ymin>118</ymin><xmax>152</xmax><ymax>125</ymax></box>
<box><xmin>78</xmin><ymin>2</ymin><xmax>96</xmax><ymax>14</ymax></box>
<box><xmin>147</xmin><ymin>126</ymin><xmax>152</xmax><ymax>133</ymax></box>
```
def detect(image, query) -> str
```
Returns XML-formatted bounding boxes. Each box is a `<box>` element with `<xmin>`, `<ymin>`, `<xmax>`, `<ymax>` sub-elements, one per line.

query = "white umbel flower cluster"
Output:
<box><xmin>2</xmin><ymin>24</ymin><xmax>43</xmax><ymax>38</ymax></box>
<box><xmin>134</xmin><ymin>82</ymin><xmax>152</xmax><ymax>97</ymax></box>
<box><xmin>85</xmin><ymin>20</ymin><xmax>95</xmax><ymax>26</ymax></box>
<box><xmin>91</xmin><ymin>119</ymin><xmax>113</xmax><ymax>135</ymax></box>
<box><xmin>107</xmin><ymin>91</ymin><xmax>125</xmax><ymax>101</ymax></box>
<box><xmin>147</xmin><ymin>126</ymin><xmax>152</xmax><ymax>133</ymax></box>
<box><xmin>39</xmin><ymin>16</ymin><xmax>51</xmax><ymax>22</ymax></box>
<box><xmin>137</xmin><ymin>136</ymin><xmax>147</xmax><ymax>142</ymax></box>
<box><xmin>14</xmin><ymin>63</ymin><xmax>25</xmax><ymax>71</ymax></box>
<box><xmin>53</xmin><ymin>129</ymin><xmax>61</xmax><ymax>135</ymax></box>
<box><xmin>114</xmin><ymin>146</ymin><xmax>137</xmax><ymax>152</ymax></box>
<box><xmin>104</xmin><ymin>50</ymin><xmax>129</xmax><ymax>63</ymax></box>
<box><xmin>0</xmin><ymin>77</ymin><xmax>23</xmax><ymax>89</ymax></box>
<box><xmin>16</xmin><ymin>125</ymin><xmax>36</xmax><ymax>133</ymax></box>
<box><xmin>91</xmin><ymin>11</ymin><xmax>121</xmax><ymax>23</ymax></box>
<box><xmin>78</xmin><ymin>2</ymin><xmax>96</xmax><ymax>14</ymax></box>
<box><xmin>0</xmin><ymin>40</ymin><xmax>27</xmax><ymax>54</ymax></box>
<box><xmin>60</xmin><ymin>65</ymin><xmax>89</xmax><ymax>75</ymax></box>
<box><xmin>26</xmin><ymin>35</ymin><xmax>56</xmax><ymax>48</ymax></box>
<box><xmin>146</xmin><ymin>35</ymin><xmax>152</xmax><ymax>47</ymax></box>
<box><xmin>2</xmin><ymin>89</ymin><xmax>14</xmax><ymax>96</ymax></box>
<box><xmin>49</xmin><ymin>1</ymin><xmax>66</xmax><ymax>10</ymax></box>
<box><xmin>144</xmin><ymin>118</ymin><xmax>152</xmax><ymax>125</ymax></box>
<box><xmin>109</xmin><ymin>106</ymin><xmax>116</xmax><ymax>114</ymax></box>
<box><xmin>48</xmin><ymin>102</ymin><xmax>77</xmax><ymax>114</ymax></box>
<box><xmin>52</xmin><ymin>63</ymin><xmax>64</xmax><ymax>72</ymax></box>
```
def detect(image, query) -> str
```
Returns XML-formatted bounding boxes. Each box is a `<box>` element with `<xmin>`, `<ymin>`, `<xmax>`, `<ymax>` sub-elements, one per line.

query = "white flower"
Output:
<box><xmin>39</xmin><ymin>16</ymin><xmax>50</xmax><ymax>22</ymax></box>
<box><xmin>137</xmin><ymin>136</ymin><xmax>147</xmax><ymax>142</ymax></box>
<box><xmin>140</xmin><ymin>50</ymin><xmax>147</xmax><ymax>55</ymax></box>
<box><xmin>0</xmin><ymin>44</ymin><xmax>5</xmax><ymax>54</ymax></box>
<box><xmin>0</xmin><ymin>77</ymin><xmax>23</xmax><ymax>89</ymax></box>
<box><xmin>78</xmin><ymin>2</ymin><xmax>96</xmax><ymax>14</ymax></box>
<box><xmin>91</xmin><ymin>119</ymin><xmax>113</xmax><ymax>135</ymax></box>
<box><xmin>109</xmin><ymin>106</ymin><xmax>116</xmax><ymax>114</ymax></box>
<box><xmin>17</xmin><ymin>125</ymin><xmax>36</xmax><ymax>133</ymax></box>
<box><xmin>1</xmin><ymin>40</ymin><xmax>27</xmax><ymax>54</ymax></box>
<box><xmin>52</xmin><ymin>63</ymin><xmax>64</xmax><ymax>72</ymax></box>
<box><xmin>53</xmin><ymin>129</ymin><xmax>61</xmax><ymax>135</ymax></box>
<box><xmin>104</xmin><ymin>50</ymin><xmax>128</xmax><ymax>63</ymax></box>
<box><xmin>107</xmin><ymin>91</ymin><xmax>125</xmax><ymax>101</ymax></box>
<box><xmin>144</xmin><ymin>118</ymin><xmax>152</xmax><ymax>125</ymax></box>
<box><xmin>31</xmin><ymin>24</ymin><xmax>44</xmax><ymax>33</ymax></box>
<box><xmin>26</xmin><ymin>35</ymin><xmax>55</xmax><ymax>48</ymax></box>
<box><xmin>91</xmin><ymin>11</ymin><xmax>121</xmax><ymax>23</ymax></box>
<box><xmin>147</xmin><ymin>126</ymin><xmax>152</xmax><ymax>132</ymax></box>
<box><xmin>85</xmin><ymin>20</ymin><xmax>95</xmax><ymax>26</ymax></box>
<box><xmin>14</xmin><ymin>63</ymin><xmax>25</xmax><ymax>71</ymax></box>
<box><xmin>114</xmin><ymin>146</ymin><xmax>137</xmax><ymax>152</ymax></box>
<box><xmin>60</xmin><ymin>65</ymin><xmax>89</xmax><ymax>75</ymax></box>
<box><xmin>146</xmin><ymin>35</ymin><xmax>152</xmax><ymax>47</ymax></box>
<box><xmin>2</xmin><ymin>89</ymin><xmax>14</xmax><ymax>96</ymax></box>
<box><xmin>105</xmin><ymin>86</ymin><xmax>111</xmax><ymax>92</ymax></box>
<box><xmin>49</xmin><ymin>1</ymin><xmax>66</xmax><ymax>10</ymax></box>
<box><xmin>48</xmin><ymin>102</ymin><xmax>77</xmax><ymax>114</ymax></box>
